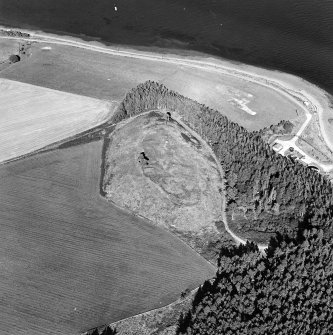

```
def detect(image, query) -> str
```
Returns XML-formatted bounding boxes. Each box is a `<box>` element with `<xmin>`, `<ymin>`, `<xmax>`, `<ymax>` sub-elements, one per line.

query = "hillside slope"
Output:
<box><xmin>102</xmin><ymin>111</ymin><xmax>230</xmax><ymax>260</ymax></box>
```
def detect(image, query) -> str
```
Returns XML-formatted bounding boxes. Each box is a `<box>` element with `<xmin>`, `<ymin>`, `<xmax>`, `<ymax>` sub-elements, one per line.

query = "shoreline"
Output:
<box><xmin>1</xmin><ymin>24</ymin><xmax>333</xmax><ymax>152</ymax></box>
<box><xmin>1</xmin><ymin>19</ymin><xmax>332</xmax><ymax>96</ymax></box>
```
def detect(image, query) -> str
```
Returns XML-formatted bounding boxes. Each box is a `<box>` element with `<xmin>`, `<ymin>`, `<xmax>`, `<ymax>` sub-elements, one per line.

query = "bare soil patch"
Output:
<box><xmin>0</xmin><ymin>78</ymin><xmax>114</xmax><ymax>163</ymax></box>
<box><xmin>102</xmin><ymin>111</ymin><xmax>226</xmax><ymax>259</ymax></box>
<box><xmin>0</xmin><ymin>140</ymin><xmax>215</xmax><ymax>334</ymax></box>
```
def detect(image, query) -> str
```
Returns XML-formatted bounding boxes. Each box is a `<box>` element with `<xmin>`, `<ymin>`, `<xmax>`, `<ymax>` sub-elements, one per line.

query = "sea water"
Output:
<box><xmin>0</xmin><ymin>0</ymin><xmax>332</xmax><ymax>94</ymax></box>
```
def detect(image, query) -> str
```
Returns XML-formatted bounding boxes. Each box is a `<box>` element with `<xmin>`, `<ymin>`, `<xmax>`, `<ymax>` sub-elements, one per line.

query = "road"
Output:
<box><xmin>273</xmin><ymin>96</ymin><xmax>333</xmax><ymax>173</ymax></box>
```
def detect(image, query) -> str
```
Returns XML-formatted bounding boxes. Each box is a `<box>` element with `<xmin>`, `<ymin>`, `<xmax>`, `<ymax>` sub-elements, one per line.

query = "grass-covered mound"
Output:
<box><xmin>110</xmin><ymin>81</ymin><xmax>333</xmax><ymax>243</ymax></box>
<box><xmin>177</xmin><ymin>229</ymin><xmax>333</xmax><ymax>334</ymax></box>
<box><xmin>102</xmin><ymin>110</ymin><xmax>230</xmax><ymax>261</ymax></box>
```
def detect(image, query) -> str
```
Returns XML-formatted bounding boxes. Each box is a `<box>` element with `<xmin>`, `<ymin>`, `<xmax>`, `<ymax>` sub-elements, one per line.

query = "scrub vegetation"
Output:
<box><xmin>102</xmin><ymin>111</ymin><xmax>227</xmax><ymax>262</ymax></box>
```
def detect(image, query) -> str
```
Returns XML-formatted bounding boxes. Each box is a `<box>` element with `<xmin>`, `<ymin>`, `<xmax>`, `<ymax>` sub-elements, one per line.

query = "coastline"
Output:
<box><xmin>1</xmin><ymin>24</ymin><xmax>333</xmax><ymax>151</ymax></box>
<box><xmin>1</xmin><ymin>24</ymin><xmax>332</xmax><ymax>334</ymax></box>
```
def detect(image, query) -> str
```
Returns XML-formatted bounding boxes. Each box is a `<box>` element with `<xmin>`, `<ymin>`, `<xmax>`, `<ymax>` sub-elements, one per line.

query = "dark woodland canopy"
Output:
<box><xmin>177</xmin><ymin>230</ymin><xmax>333</xmax><ymax>334</ymax></box>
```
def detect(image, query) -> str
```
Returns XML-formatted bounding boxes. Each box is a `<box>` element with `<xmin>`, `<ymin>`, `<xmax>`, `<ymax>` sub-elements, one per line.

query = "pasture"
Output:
<box><xmin>0</xmin><ymin>42</ymin><xmax>298</xmax><ymax>130</ymax></box>
<box><xmin>0</xmin><ymin>78</ymin><xmax>114</xmax><ymax>162</ymax></box>
<box><xmin>0</xmin><ymin>39</ymin><xmax>19</xmax><ymax>62</ymax></box>
<box><xmin>0</xmin><ymin>140</ymin><xmax>215</xmax><ymax>334</ymax></box>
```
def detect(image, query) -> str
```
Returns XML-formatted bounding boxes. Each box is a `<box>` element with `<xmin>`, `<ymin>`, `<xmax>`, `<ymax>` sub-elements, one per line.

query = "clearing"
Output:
<box><xmin>0</xmin><ymin>78</ymin><xmax>114</xmax><ymax>163</ymax></box>
<box><xmin>0</xmin><ymin>140</ymin><xmax>215</xmax><ymax>335</ymax></box>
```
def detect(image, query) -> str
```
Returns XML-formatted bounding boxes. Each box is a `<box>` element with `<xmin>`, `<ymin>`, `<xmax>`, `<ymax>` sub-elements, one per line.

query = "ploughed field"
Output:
<box><xmin>0</xmin><ymin>78</ymin><xmax>113</xmax><ymax>163</ymax></box>
<box><xmin>0</xmin><ymin>140</ymin><xmax>215</xmax><ymax>334</ymax></box>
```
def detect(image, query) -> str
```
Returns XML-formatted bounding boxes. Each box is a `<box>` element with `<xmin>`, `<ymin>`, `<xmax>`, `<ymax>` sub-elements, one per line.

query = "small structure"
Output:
<box><xmin>166</xmin><ymin>111</ymin><xmax>171</xmax><ymax>122</ymax></box>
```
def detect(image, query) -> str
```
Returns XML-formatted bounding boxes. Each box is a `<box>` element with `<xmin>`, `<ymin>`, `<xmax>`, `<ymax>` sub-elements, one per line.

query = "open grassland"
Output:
<box><xmin>0</xmin><ymin>140</ymin><xmax>215</xmax><ymax>335</ymax></box>
<box><xmin>102</xmin><ymin>111</ymin><xmax>229</xmax><ymax>261</ymax></box>
<box><xmin>0</xmin><ymin>39</ymin><xmax>19</xmax><ymax>62</ymax></box>
<box><xmin>0</xmin><ymin>41</ymin><xmax>298</xmax><ymax>131</ymax></box>
<box><xmin>0</xmin><ymin>78</ymin><xmax>114</xmax><ymax>163</ymax></box>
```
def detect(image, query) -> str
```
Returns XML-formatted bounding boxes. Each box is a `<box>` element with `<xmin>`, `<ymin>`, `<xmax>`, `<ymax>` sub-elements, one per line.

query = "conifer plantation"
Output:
<box><xmin>176</xmin><ymin>230</ymin><xmax>332</xmax><ymax>334</ymax></box>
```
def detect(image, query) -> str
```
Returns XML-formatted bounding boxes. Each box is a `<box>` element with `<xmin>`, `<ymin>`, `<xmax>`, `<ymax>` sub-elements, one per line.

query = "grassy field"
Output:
<box><xmin>102</xmin><ymin>111</ymin><xmax>227</xmax><ymax>261</ymax></box>
<box><xmin>0</xmin><ymin>78</ymin><xmax>114</xmax><ymax>163</ymax></box>
<box><xmin>0</xmin><ymin>39</ymin><xmax>19</xmax><ymax>62</ymax></box>
<box><xmin>0</xmin><ymin>140</ymin><xmax>215</xmax><ymax>335</ymax></box>
<box><xmin>0</xmin><ymin>41</ymin><xmax>298</xmax><ymax>130</ymax></box>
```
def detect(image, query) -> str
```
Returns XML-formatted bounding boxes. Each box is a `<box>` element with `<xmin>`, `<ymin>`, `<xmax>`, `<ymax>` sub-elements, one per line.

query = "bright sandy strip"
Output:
<box><xmin>1</xmin><ymin>27</ymin><xmax>332</xmax><ymax>151</ymax></box>
<box><xmin>0</xmin><ymin>78</ymin><xmax>114</xmax><ymax>163</ymax></box>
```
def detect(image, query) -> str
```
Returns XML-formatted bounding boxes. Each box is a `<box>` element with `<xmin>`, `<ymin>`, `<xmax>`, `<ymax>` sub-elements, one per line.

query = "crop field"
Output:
<box><xmin>0</xmin><ymin>42</ymin><xmax>298</xmax><ymax>130</ymax></box>
<box><xmin>0</xmin><ymin>78</ymin><xmax>114</xmax><ymax>162</ymax></box>
<box><xmin>0</xmin><ymin>140</ymin><xmax>215</xmax><ymax>335</ymax></box>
